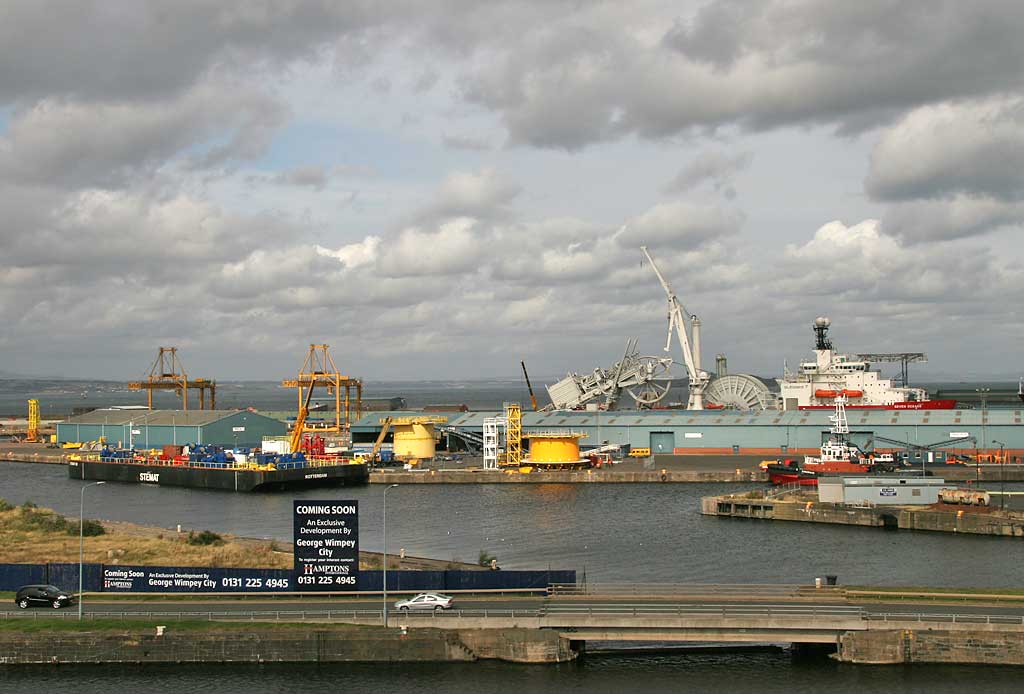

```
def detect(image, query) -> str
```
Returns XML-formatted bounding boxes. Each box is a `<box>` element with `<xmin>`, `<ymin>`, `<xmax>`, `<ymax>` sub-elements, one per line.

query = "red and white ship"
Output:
<box><xmin>765</xmin><ymin>395</ymin><xmax>877</xmax><ymax>485</ymax></box>
<box><xmin>777</xmin><ymin>317</ymin><xmax>956</xmax><ymax>411</ymax></box>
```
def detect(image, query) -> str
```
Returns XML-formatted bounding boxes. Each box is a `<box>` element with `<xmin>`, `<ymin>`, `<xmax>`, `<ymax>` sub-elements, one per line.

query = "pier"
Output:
<box><xmin>701</xmin><ymin>491</ymin><xmax>1024</xmax><ymax>537</ymax></box>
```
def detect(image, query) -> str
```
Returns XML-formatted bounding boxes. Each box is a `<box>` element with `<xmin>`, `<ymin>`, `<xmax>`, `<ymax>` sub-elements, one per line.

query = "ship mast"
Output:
<box><xmin>829</xmin><ymin>394</ymin><xmax>849</xmax><ymax>439</ymax></box>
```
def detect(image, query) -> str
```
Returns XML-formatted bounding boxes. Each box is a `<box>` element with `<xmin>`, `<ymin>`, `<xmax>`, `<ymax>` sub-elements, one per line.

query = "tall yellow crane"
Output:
<box><xmin>288</xmin><ymin>378</ymin><xmax>317</xmax><ymax>454</ymax></box>
<box><xmin>365</xmin><ymin>416</ymin><xmax>394</xmax><ymax>464</ymax></box>
<box><xmin>26</xmin><ymin>399</ymin><xmax>40</xmax><ymax>443</ymax></box>
<box><xmin>521</xmin><ymin>361</ymin><xmax>539</xmax><ymax>411</ymax></box>
<box><xmin>127</xmin><ymin>347</ymin><xmax>216</xmax><ymax>410</ymax></box>
<box><xmin>281</xmin><ymin>344</ymin><xmax>363</xmax><ymax>452</ymax></box>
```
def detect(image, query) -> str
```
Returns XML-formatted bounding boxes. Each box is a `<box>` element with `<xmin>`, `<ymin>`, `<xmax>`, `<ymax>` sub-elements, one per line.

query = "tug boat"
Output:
<box><xmin>763</xmin><ymin>395</ymin><xmax>900</xmax><ymax>486</ymax></box>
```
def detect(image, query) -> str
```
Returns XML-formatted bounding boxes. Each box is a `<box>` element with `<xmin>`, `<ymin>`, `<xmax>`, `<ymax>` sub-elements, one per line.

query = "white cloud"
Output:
<box><xmin>378</xmin><ymin>217</ymin><xmax>486</xmax><ymax>277</ymax></box>
<box><xmin>316</xmin><ymin>236</ymin><xmax>380</xmax><ymax>268</ymax></box>
<box><xmin>615</xmin><ymin>201</ymin><xmax>744</xmax><ymax>249</ymax></box>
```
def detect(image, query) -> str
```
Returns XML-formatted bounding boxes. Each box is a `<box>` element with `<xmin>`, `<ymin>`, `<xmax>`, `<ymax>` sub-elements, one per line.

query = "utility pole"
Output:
<box><xmin>79</xmin><ymin>482</ymin><xmax>105</xmax><ymax>620</ymax></box>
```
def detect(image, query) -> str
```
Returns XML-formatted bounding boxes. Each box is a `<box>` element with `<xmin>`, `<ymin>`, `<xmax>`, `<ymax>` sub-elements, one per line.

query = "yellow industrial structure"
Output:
<box><xmin>504</xmin><ymin>402</ymin><xmax>522</xmax><ymax>467</ymax></box>
<box><xmin>128</xmin><ymin>347</ymin><xmax>216</xmax><ymax>410</ymax></box>
<box><xmin>523</xmin><ymin>431</ymin><xmax>588</xmax><ymax>469</ymax></box>
<box><xmin>26</xmin><ymin>399</ymin><xmax>40</xmax><ymax>443</ymax></box>
<box><xmin>281</xmin><ymin>344</ymin><xmax>362</xmax><ymax>447</ymax></box>
<box><xmin>391</xmin><ymin>416</ymin><xmax>448</xmax><ymax>461</ymax></box>
<box><xmin>366</xmin><ymin>416</ymin><xmax>394</xmax><ymax>463</ymax></box>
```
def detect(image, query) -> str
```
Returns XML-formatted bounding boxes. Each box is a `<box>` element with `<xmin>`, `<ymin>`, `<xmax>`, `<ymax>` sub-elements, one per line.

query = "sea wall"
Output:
<box><xmin>836</xmin><ymin>629</ymin><xmax>1024</xmax><ymax>665</ymax></box>
<box><xmin>701</xmin><ymin>495</ymin><xmax>1024</xmax><ymax>537</ymax></box>
<box><xmin>0</xmin><ymin>628</ymin><xmax>576</xmax><ymax>665</ymax></box>
<box><xmin>372</xmin><ymin>469</ymin><xmax>765</xmax><ymax>484</ymax></box>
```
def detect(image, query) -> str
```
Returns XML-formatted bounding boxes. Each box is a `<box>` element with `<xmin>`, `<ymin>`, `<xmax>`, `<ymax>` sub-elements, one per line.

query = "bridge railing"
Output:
<box><xmin>549</xmin><ymin>583</ymin><xmax>843</xmax><ymax>597</ymax></box>
<box><xmin>865</xmin><ymin>612</ymin><xmax>1024</xmax><ymax>625</ymax></box>
<box><xmin>4</xmin><ymin>606</ymin><xmax>1023</xmax><ymax>627</ymax></box>
<box><xmin>0</xmin><ymin>604</ymin><xmax>862</xmax><ymax>622</ymax></box>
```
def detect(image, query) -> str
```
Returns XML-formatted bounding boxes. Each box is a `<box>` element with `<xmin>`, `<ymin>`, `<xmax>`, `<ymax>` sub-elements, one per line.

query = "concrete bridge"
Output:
<box><xmin>6</xmin><ymin>585</ymin><xmax>1024</xmax><ymax>664</ymax></box>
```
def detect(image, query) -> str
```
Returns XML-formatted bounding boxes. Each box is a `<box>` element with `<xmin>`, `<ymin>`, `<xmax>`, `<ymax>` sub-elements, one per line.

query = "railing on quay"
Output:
<box><xmin>864</xmin><ymin>612</ymin><xmax>1024</xmax><ymax>625</ymax></box>
<box><xmin>3</xmin><ymin>605</ymin><xmax>1023</xmax><ymax>627</ymax></box>
<box><xmin>548</xmin><ymin>583</ymin><xmax>844</xmax><ymax>597</ymax></box>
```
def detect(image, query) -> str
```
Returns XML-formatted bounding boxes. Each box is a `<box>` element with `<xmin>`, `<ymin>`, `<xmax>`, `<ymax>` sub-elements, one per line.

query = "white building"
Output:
<box><xmin>818</xmin><ymin>477</ymin><xmax>945</xmax><ymax>505</ymax></box>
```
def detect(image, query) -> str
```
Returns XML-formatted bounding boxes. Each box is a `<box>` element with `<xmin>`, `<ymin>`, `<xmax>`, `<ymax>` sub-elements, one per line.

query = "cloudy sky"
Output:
<box><xmin>2</xmin><ymin>0</ymin><xmax>1023</xmax><ymax>383</ymax></box>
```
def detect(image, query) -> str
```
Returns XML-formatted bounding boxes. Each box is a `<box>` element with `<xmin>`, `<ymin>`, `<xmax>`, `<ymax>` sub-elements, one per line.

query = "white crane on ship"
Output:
<box><xmin>641</xmin><ymin>246</ymin><xmax>711</xmax><ymax>410</ymax></box>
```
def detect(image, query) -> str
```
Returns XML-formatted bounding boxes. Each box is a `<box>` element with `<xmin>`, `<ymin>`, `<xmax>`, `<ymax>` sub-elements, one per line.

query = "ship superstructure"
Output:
<box><xmin>777</xmin><ymin>317</ymin><xmax>953</xmax><ymax>411</ymax></box>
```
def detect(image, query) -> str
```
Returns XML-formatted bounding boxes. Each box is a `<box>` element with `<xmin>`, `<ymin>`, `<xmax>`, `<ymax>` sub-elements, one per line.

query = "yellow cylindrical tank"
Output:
<box><xmin>524</xmin><ymin>432</ymin><xmax>587</xmax><ymax>466</ymax></box>
<box><xmin>393</xmin><ymin>422</ymin><xmax>438</xmax><ymax>459</ymax></box>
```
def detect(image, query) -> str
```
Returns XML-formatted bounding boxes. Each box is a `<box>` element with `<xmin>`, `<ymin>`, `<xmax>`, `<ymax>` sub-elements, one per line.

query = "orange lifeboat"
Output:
<box><xmin>706</xmin><ymin>403</ymin><xmax>726</xmax><ymax>410</ymax></box>
<box><xmin>815</xmin><ymin>389</ymin><xmax>839</xmax><ymax>398</ymax></box>
<box><xmin>841</xmin><ymin>389</ymin><xmax>863</xmax><ymax>398</ymax></box>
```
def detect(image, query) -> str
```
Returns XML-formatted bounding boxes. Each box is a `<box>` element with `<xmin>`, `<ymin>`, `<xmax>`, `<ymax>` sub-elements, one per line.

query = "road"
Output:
<box><xmin>5</xmin><ymin>594</ymin><xmax>1024</xmax><ymax>620</ymax></box>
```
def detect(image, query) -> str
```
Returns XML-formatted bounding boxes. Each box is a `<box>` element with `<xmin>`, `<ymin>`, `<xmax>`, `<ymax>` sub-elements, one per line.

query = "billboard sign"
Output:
<box><xmin>101</xmin><ymin>565</ymin><xmax>290</xmax><ymax>592</ymax></box>
<box><xmin>293</xmin><ymin>500</ymin><xmax>359</xmax><ymax>591</ymax></box>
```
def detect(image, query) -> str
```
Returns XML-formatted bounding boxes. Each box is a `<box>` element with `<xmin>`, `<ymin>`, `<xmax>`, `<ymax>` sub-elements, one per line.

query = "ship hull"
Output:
<box><xmin>766</xmin><ymin>465</ymin><xmax>935</xmax><ymax>487</ymax></box>
<box><xmin>798</xmin><ymin>399</ymin><xmax>957</xmax><ymax>411</ymax></box>
<box><xmin>67</xmin><ymin>459</ymin><xmax>368</xmax><ymax>492</ymax></box>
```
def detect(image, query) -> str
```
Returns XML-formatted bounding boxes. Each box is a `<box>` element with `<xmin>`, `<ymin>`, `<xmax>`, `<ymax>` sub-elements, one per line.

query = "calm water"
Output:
<box><xmin>2</xmin><ymin>654</ymin><xmax>1024</xmax><ymax>693</ymax></box>
<box><xmin>4</xmin><ymin>462</ymin><xmax>1024</xmax><ymax>689</ymax></box>
<box><xmin>0</xmin><ymin>378</ymin><xmax>567</xmax><ymax>416</ymax></box>
<box><xmin>2</xmin><ymin>462</ymin><xmax>1024</xmax><ymax>586</ymax></box>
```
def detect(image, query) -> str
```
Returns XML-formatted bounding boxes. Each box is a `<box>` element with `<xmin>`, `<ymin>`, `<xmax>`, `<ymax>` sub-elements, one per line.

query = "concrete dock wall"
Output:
<box><xmin>702</xmin><ymin>495</ymin><xmax>1024</xmax><ymax>537</ymax></box>
<box><xmin>0</xmin><ymin>628</ymin><xmax>576</xmax><ymax>665</ymax></box>
<box><xmin>372</xmin><ymin>469</ymin><xmax>766</xmax><ymax>484</ymax></box>
<box><xmin>837</xmin><ymin>629</ymin><xmax>1024</xmax><ymax>665</ymax></box>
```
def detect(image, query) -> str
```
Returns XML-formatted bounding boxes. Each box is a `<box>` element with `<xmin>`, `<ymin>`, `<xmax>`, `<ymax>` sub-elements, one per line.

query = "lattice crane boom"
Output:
<box><xmin>640</xmin><ymin>246</ymin><xmax>710</xmax><ymax>409</ymax></box>
<box><xmin>281</xmin><ymin>344</ymin><xmax>363</xmax><ymax>447</ymax></box>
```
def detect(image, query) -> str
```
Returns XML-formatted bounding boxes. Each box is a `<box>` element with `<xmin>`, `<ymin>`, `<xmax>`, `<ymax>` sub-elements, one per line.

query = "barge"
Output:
<box><xmin>67</xmin><ymin>448</ymin><xmax>368</xmax><ymax>492</ymax></box>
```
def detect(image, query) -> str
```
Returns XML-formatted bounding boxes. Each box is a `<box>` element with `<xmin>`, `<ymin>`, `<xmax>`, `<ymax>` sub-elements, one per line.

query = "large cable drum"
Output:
<box><xmin>704</xmin><ymin>374</ymin><xmax>774</xmax><ymax>411</ymax></box>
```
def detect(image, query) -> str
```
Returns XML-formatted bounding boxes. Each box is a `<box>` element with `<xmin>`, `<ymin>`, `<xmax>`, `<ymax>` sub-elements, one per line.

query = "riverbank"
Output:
<box><xmin>0</xmin><ymin>623</ymin><xmax>576</xmax><ymax>664</ymax></box>
<box><xmin>702</xmin><ymin>491</ymin><xmax>1024</xmax><ymax>538</ymax></box>
<box><xmin>0</xmin><ymin>499</ymin><xmax>479</xmax><ymax>571</ymax></box>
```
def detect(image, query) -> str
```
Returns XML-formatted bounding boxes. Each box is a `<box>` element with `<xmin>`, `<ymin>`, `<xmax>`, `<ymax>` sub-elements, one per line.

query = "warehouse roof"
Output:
<box><xmin>353</xmin><ymin>407</ymin><xmax>1024</xmax><ymax>430</ymax></box>
<box><xmin>60</xmin><ymin>409</ymin><xmax>252</xmax><ymax>426</ymax></box>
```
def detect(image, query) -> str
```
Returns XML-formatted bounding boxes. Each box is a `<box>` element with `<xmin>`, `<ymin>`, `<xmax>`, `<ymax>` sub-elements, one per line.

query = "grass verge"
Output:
<box><xmin>0</xmin><ymin>618</ymin><xmax>382</xmax><ymax>634</ymax></box>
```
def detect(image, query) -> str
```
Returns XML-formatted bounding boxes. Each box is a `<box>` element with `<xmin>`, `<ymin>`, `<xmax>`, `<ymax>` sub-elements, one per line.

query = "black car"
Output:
<box><xmin>15</xmin><ymin>585</ymin><xmax>74</xmax><ymax>609</ymax></box>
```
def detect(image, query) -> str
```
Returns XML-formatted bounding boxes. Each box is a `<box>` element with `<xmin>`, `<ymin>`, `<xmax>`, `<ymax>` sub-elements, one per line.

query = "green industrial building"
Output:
<box><xmin>56</xmin><ymin>409</ymin><xmax>286</xmax><ymax>449</ymax></box>
<box><xmin>352</xmin><ymin>408</ymin><xmax>1024</xmax><ymax>459</ymax></box>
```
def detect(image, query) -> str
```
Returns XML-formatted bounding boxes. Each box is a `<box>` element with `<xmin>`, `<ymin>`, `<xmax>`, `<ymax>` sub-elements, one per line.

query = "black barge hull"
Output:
<box><xmin>68</xmin><ymin>460</ymin><xmax>368</xmax><ymax>492</ymax></box>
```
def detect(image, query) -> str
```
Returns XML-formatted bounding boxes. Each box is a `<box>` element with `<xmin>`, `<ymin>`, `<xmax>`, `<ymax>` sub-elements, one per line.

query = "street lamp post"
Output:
<box><xmin>993</xmin><ymin>440</ymin><xmax>1006</xmax><ymax>511</ymax></box>
<box><xmin>79</xmin><ymin>481</ymin><xmax>105</xmax><ymax>620</ymax></box>
<box><xmin>382</xmin><ymin>483</ymin><xmax>399</xmax><ymax>627</ymax></box>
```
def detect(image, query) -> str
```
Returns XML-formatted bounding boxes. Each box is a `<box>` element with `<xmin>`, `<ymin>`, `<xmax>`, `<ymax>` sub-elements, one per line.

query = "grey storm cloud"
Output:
<box><xmin>2</xmin><ymin>1</ymin><xmax>1024</xmax><ymax>379</ymax></box>
<box><xmin>0</xmin><ymin>86</ymin><xmax>286</xmax><ymax>188</ymax></box>
<box><xmin>866</xmin><ymin>98</ymin><xmax>1024</xmax><ymax>202</ymax></box>
<box><xmin>273</xmin><ymin>165</ymin><xmax>330</xmax><ymax>190</ymax></box>
<box><xmin>0</xmin><ymin>1</ymin><xmax>384</xmax><ymax>104</ymax></box>
<box><xmin>664</xmin><ymin>150</ymin><xmax>753</xmax><ymax>195</ymax></box>
<box><xmin>865</xmin><ymin>97</ymin><xmax>1024</xmax><ymax>243</ymax></box>
<box><xmin>880</xmin><ymin>197</ymin><xmax>1024</xmax><ymax>244</ymax></box>
<box><xmin>457</xmin><ymin>0</ymin><xmax>1024</xmax><ymax>148</ymax></box>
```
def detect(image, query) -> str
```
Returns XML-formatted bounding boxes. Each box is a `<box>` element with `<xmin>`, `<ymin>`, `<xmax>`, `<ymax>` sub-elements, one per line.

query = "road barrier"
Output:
<box><xmin>548</xmin><ymin>583</ymin><xmax>845</xmax><ymax>598</ymax></box>
<box><xmin>3</xmin><ymin>605</ymin><xmax>1023</xmax><ymax>626</ymax></box>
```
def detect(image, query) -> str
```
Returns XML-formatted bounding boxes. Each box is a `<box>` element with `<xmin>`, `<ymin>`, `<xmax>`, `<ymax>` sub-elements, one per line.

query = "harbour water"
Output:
<box><xmin>2</xmin><ymin>654</ymin><xmax>1024</xmax><ymax>693</ymax></box>
<box><xmin>3</xmin><ymin>462</ymin><xmax>1024</xmax><ymax>586</ymax></box>
<box><xmin>5</xmin><ymin>377</ymin><xmax>1024</xmax><ymax>689</ymax></box>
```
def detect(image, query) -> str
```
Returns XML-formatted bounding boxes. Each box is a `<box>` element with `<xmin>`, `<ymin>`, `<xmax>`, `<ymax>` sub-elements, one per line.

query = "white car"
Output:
<box><xmin>394</xmin><ymin>592</ymin><xmax>454</xmax><ymax>611</ymax></box>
